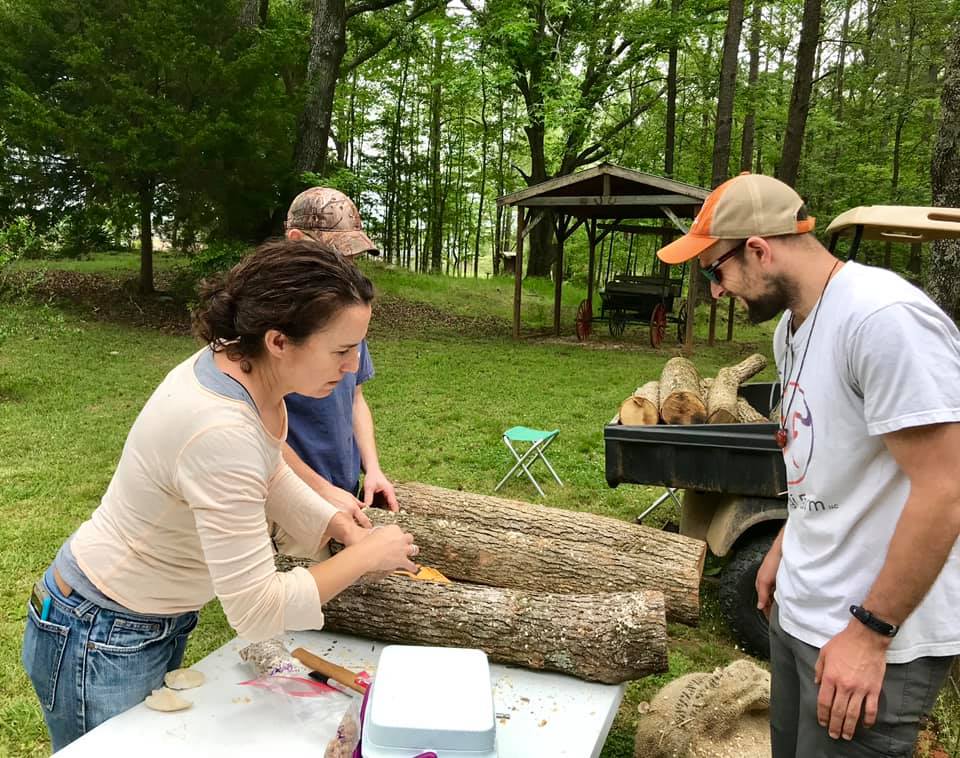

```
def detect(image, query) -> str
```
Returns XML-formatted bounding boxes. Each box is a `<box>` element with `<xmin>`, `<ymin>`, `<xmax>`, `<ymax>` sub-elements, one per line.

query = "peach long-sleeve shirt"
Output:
<box><xmin>69</xmin><ymin>350</ymin><xmax>338</xmax><ymax>641</ymax></box>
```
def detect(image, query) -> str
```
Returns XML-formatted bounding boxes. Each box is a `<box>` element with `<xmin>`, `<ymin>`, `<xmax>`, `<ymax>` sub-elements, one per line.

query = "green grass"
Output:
<box><xmin>0</xmin><ymin>258</ymin><xmax>956</xmax><ymax>757</ymax></box>
<box><xmin>9</xmin><ymin>249</ymin><xmax>186</xmax><ymax>276</ymax></box>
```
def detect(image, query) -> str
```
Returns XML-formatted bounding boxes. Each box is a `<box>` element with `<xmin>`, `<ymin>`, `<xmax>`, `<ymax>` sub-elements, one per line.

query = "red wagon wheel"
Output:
<box><xmin>650</xmin><ymin>302</ymin><xmax>668</xmax><ymax>348</ymax></box>
<box><xmin>575</xmin><ymin>299</ymin><xmax>592</xmax><ymax>341</ymax></box>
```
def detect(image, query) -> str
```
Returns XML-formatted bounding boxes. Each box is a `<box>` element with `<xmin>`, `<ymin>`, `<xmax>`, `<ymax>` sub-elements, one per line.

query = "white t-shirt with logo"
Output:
<box><xmin>773</xmin><ymin>261</ymin><xmax>960</xmax><ymax>663</ymax></box>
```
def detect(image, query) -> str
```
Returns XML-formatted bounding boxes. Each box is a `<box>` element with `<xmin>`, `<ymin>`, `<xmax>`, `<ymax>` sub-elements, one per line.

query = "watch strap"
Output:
<box><xmin>849</xmin><ymin>604</ymin><xmax>899</xmax><ymax>638</ymax></box>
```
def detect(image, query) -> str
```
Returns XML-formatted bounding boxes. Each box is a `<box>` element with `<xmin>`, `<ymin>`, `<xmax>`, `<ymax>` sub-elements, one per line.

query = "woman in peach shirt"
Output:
<box><xmin>22</xmin><ymin>239</ymin><xmax>417</xmax><ymax>751</ymax></box>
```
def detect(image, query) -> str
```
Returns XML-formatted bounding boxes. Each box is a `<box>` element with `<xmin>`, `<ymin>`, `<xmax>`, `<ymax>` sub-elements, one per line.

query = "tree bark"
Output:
<box><xmin>664</xmin><ymin>0</ymin><xmax>681</xmax><ymax>178</ymax></box>
<box><xmin>659</xmin><ymin>357</ymin><xmax>707</xmax><ymax>425</ymax></box>
<box><xmin>238</xmin><ymin>0</ymin><xmax>261</xmax><ymax>29</ymax></box>
<box><xmin>318</xmin><ymin>575</ymin><xmax>669</xmax><ymax>683</ymax></box>
<box><xmin>392</xmin><ymin>483</ymin><xmax>706</xmax><ymax>569</ymax></box>
<box><xmin>712</xmin><ymin>0</ymin><xmax>746</xmax><ymax>188</ymax></box>
<box><xmin>706</xmin><ymin>367</ymin><xmax>740</xmax><ymax>424</ymax></box>
<box><xmin>292</xmin><ymin>0</ymin><xmax>347</xmax><ymax>179</ymax></box>
<box><xmin>737</xmin><ymin>397</ymin><xmax>767</xmax><ymax>423</ymax></box>
<box><xmin>930</xmin><ymin>25</ymin><xmax>960</xmax><ymax>320</ymax></box>
<box><xmin>427</xmin><ymin>31</ymin><xmax>444</xmax><ymax>273</ymax></box>
<box><xmin>727</xmin><ymin>353</ymin><xmax>768</xmax><ymax>383</ymax></box>
<box><xmin>777</xmin><ymin>0</ymin><xmax>822</xmax><ymax>186</ymax></box>
<box><xmin>620</xmin><ymin>381</ymin><xmax>660</xmax><ymax>426</ymax></box>
<box><xmin>137</xmin><ymin>177</ymin><xmax>155</xmax><ymax>295</ymax></box>
<box><xmin>740</xmin><ymin>0</ymin><xmax>762</xmax><ymax>172</ymax></box>
<box><xmin>365</xmin><ymin>509</ymin><xmax>700</xmax><ymax>625</ymax></box>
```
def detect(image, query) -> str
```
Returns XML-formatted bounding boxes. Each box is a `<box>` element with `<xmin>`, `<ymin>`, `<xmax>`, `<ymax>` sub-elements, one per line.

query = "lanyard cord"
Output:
<box><xmin>779</xmin><ymin>260</ymin><xmax>841</xmax><ymax>441</ymax></box>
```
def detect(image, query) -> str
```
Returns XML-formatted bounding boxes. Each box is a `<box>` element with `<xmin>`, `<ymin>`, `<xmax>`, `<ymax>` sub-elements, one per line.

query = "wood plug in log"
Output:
<box><xmin>366</xmin><ymin>509</ymin><xmax>701</xmax><ymax>625</ymax></box>
<box><xmin>737</xmin><ymin>397</ymin><xmax>768</xmax><ymax>423</ymax></box>
<box><xmin>659</xmin><ymin>357</ymin><xmax>706</xmax><ymax>425</ymax></box>
<box><xmin>619</xmin><ymin>381</ymin><xmax>660</xmax><ymax>425</ymax></box>
<box><xmin>319</xmin><ymin>575</ymin><xmax>669</xmax><ymax>684</ymax></box>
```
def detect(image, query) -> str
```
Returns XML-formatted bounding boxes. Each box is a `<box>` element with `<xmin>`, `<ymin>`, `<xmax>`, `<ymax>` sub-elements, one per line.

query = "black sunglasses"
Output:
<box><xmin>700</xmin><ymin>241</ymin><xmax>746</xmax><ymax>285</ymax></box>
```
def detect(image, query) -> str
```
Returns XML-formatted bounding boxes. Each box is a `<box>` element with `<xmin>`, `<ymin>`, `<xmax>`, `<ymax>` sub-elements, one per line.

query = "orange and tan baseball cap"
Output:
<box><xmin>657</xmin><ymin>173</ymin><xmax>815</xmax><ymax>264</ymax></box>
<box><xmin>286</xmin><ymin>187</ymin><xmax>379</xmax><ymax>257</ymax></box>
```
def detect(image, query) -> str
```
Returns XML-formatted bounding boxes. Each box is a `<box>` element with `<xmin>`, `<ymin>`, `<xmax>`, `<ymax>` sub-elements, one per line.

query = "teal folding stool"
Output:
<box><xmin>494</xmin><ymin>426</ymin><xmax>562</xmax><ymax>497</ymax></box>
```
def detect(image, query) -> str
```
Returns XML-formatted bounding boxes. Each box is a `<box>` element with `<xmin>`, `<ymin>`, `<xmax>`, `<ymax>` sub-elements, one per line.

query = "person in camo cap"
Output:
<box><xmin>273</xmin><ymin>187</ymin><xmax>398</xmax><ymax>560</ymax></box>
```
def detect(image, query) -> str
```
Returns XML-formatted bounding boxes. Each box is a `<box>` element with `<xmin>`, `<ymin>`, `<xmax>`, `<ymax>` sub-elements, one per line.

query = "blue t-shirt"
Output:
<box><xmin>285</xmin><ymin>339</ymin><xmax>374</xmax><ymax>493</ymax></box>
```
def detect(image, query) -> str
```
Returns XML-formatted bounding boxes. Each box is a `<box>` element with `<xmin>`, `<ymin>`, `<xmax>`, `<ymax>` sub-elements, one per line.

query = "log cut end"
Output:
<box><xmin>661</xmin><ymin>391</ymin><xmax>708</xmax><ymax>425</ymax></box>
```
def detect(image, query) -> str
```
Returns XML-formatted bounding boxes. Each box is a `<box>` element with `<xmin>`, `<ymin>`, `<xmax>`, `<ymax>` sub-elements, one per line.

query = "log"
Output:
<box><xmin>393</xmin><ymin>483</ymin><xmax>706</xmax><ymax>570</ymax></box>
<box><xmin>737</xmin><ymin>397</ymin><xmax>767</xmax><ymax>423</ymax></box>
<box><xmin>659</xmin><ymin>357</ymin><xmax>706</xmax><ymax>424</ymax></box>
<box><xmin>706</xmin><ymin>354</ymin><xmax>768</xmax><ymax>424</ymax></box>
<box><xmin>706</xmin><ymin>367</ymin><xmax>740</xmax><ymax>423</ymax></box>
<box><xmin>366</xmin><ymin>509</ymin><xmax>700</xmax><ymax>625</ymax></box>
<box><xmin>727</xmin><ymin>353</ymin><xmax>768</xmax><ymax>383</ymax></box>
<box><xmin>619</xmin><ymin>381</ymin><xmax>660</xmax><ymax>425</ymax></box>
<box><xmin>287</xmin><ymin>570</ymin><xmax>668</xmax><ymax>684</ymax></box>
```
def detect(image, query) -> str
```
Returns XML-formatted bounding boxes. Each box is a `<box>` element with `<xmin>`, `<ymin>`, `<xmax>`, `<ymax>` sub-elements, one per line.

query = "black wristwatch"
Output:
<box><xmin>849</xmin><ymin>605</ymin><xmax>899</xmax><ymax>638</ymax></box>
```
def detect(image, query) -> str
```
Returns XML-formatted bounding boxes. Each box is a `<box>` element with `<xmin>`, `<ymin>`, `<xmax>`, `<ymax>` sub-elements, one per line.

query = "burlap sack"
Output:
<box><xmin>634</xmin><ymin>659</ymin><xmax>771</xmax><ymax>758</ymax></box>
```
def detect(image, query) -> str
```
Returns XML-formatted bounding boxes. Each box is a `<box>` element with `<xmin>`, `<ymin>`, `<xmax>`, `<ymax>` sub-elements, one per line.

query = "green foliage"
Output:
<box><xmin>188</xmin><ymin>240</ymin><xmax>251</xmax><ymax>282</ymax></box>
<box><xmin>55</xmin><ymin>206</ymin><xmax>112</xmax><ymax>258</ymax></box>
<box><xmin>0</xmin><ymin>216</ymin><xmax>46</xmax><ymax>262</ymax></box>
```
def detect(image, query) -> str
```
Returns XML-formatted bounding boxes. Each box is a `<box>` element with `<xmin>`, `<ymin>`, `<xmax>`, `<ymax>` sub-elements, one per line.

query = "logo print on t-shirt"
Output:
<box><xmin>783</xmin><ymin>381</ymin><xmax>815</xmax><ymax>485</ymax></box>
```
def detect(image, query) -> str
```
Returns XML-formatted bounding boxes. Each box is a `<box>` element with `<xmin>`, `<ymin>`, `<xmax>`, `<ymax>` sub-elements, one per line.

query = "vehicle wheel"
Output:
<box><xmin>676</xmin><ymin>301</ymin><xmax>688</xmax><ymax>342</ymax></box>
<box><xmin>609</xmin><ymin>311</ymin><xmax>627</xmax><ymax>337</ymax></box>
<box><xmin>719</xmin><ymin>533</ymin><xmax>775</xmax><ymax>659</ymax></box>
<box><xmin>649</xmin><ymin>302</ymin><xmax>667</xmax><ymax>348</ymax></box>
<box><xmin>575</xmin><ymin>299</ymin><xmax>592</xmax><ymax>341</ymax></box>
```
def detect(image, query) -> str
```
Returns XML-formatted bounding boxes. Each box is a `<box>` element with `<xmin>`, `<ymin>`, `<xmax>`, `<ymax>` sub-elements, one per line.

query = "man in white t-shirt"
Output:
<box><xmin>656</xmin><ymin>173</ymin><xmax>960</xmax><ymax>757</ymax></box>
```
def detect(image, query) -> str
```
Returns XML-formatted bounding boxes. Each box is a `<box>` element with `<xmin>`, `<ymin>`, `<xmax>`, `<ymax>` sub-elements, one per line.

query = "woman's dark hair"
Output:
<box><xmin>192</xmin><ymin>238</ymin><xmax>374</xmax><ymax>370</ymax></box>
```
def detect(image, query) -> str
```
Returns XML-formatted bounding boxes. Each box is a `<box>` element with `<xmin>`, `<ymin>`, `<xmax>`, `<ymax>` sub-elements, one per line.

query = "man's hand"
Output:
<box><xmin>755</xmin><ymin>533</ymin><xmax>782</xmax><ymax>620</ymax></box>
<box><xmin>320</xmin><ymin>483</ymin><xmax>372</xmax><ymax>528</ymax></box>
<box><xmin>814</xmin><ymin>622</ymin><xmax>889</xmax><ymax>740</ymax></box>
<box><xmin>362</xmin><ymin>467</ymin><xmax>398</xmax><ymax>511</ymax></box>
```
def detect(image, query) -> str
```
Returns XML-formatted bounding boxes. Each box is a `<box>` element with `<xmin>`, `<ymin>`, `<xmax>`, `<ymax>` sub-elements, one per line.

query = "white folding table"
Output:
<box><xmin>58</xmin><ymin>630</ymin><xmax>625</xmax><ymax>758</ymax></box>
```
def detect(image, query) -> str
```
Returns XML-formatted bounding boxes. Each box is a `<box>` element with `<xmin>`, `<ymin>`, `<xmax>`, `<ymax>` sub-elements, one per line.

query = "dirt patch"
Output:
<box><xmin>1</xmin><ymin>270</ymin><xmax>511</xmax><ymax>340</ymax></box>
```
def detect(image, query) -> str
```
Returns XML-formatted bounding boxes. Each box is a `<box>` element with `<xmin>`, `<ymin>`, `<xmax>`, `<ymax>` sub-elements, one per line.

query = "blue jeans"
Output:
<box><xmin>21</xmin><ymin>566</ymin><xmax>199</xmax><ymax>752</ymax></box>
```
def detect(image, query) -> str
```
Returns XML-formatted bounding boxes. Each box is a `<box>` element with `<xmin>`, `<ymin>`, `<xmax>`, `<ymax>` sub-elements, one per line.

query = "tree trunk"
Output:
<box><xmin>620</xmin><ymin>381</ymin><xmax>660</xmax><ymax>426</ymax></box>
<box><xmin>931</xmin><ymin>25</ymin><xmax>960</xmax><ymax>320</ymax></box>
<box><xmin>366</xmin><ymin>509</ymin><xmax>700</xmax><ymax>625</ymax></box>
<box><xmin>427</xmin><ymin>32</ymin><xmax>444</xmax><ymax>273</ymax></box>
<box><xmin>238</xmin><ymin>0</ymin><xmax>261</xmax><ymax>29</ymax></box>
<box><xmin>664</xmin><ymin>0</ymin><xmax>681</xmax><ymax>178</ymax></box>
<box><xmin>318</xmin><ymin>575</ymin><xmax>669</xmax><ymax>683</ymax></box>
<box><xmin>777</xmin><ymin>0</ymin><xmax>822</xmax><ymax>186</ymax></box>
<box><xmin>137</xmin><ymin>177</ymin><xmax>155</xmax><ymax>295</ymax></box>
<box><xmin>740</xmin><ymin>0</ymin><xmax>762</xmax><ymax>172</ymax></box>
<box><xmin>292</xmin><ymin>0</ymin><xmax>347</xmax><ymax>179</ymax></box>
<box><xmin>660</xmin><ymin>357</ymin><xmax>707</xmax><ymax>425</ymax></box>
<box><xmin>712</xmin><ymin>0</ymin><xmax>746</xmax><ymax>188</ymax></box>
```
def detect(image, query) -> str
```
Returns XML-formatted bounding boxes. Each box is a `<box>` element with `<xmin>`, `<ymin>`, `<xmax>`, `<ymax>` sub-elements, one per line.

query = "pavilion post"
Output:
<box><xmin>586</xmin><ymin>220</ymin><xmax>597</xmax><ymax>316</ymax></box>
<box><xmin>513</xmin><ymin>207</ymin><xmax>525</xmax><ymax>340</ymax></box>
<box><xmin>553</xmin><ymin>213</ymin><xmax>567</xmax><ymax>336</ymax></box>
<box><xmin>726</xmin><ymin>298</ymin><xmax>735</xmax><ymax>341</ymax></box>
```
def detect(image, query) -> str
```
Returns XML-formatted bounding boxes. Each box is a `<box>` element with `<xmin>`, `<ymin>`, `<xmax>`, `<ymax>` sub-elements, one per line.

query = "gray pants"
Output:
<box><xmin>769</xmin><ymin>604</ymin><xmax>953</xmax><ymax>757</ymax></box>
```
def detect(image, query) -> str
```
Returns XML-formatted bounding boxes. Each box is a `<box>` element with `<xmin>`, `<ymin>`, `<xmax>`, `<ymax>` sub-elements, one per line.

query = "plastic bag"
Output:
<box><xmin>238</xmin><ymin>638</ymin><xmax>361</xmax><ymax>748</ymax></box>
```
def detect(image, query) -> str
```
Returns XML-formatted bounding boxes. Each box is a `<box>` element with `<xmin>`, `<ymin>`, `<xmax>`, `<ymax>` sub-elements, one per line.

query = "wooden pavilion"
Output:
<box><xmin>497</xmin><ymin>163</ymin><xmax>710</xmax><ymax>341</ymax></box>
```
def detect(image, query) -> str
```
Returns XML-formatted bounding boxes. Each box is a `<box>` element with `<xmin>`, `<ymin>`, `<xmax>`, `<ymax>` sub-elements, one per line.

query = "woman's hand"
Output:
<box><xmin>359</xmin><ymin>525</ymin><xmax>419</xmax><ymax>574</ymax></box>
<box><xmin>320</xmin><ymin>483</ymin><xmax>373</xmax><ymax>528</ymax></box>
<box><xmin>326</xmin><ymin>513</ymin><xmax>369</xmax><ymax>547</ymax></box>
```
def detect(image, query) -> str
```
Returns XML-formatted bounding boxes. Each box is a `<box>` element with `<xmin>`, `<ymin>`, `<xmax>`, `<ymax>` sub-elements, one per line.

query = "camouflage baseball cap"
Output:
<box><xmin>285</xmin><ymin>187</ymin><xmax>379</xmax><ymax>257</ymax></box>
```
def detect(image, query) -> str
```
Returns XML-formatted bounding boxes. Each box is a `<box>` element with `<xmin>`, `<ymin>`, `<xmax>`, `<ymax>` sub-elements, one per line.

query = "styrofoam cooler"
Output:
<box><xmin>361</xmin><ymin>646</ymin><xmax>497</xmax><ymax>758</ymax></box>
